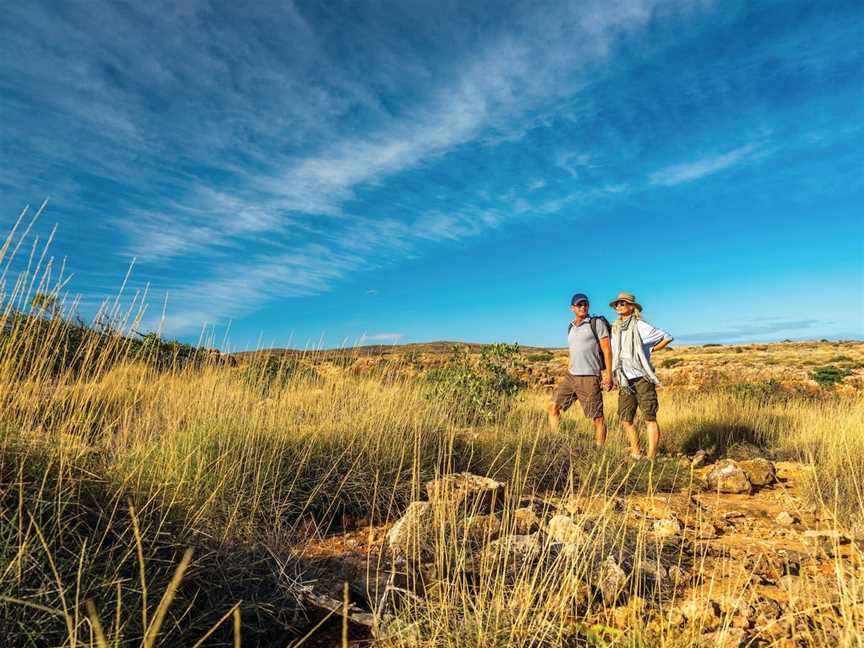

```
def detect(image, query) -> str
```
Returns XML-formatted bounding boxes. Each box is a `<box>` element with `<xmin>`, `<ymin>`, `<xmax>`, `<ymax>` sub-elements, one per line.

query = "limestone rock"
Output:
<box><xmin>677</xmin><ymin>597</ymin><xmax>721</xmax><ymax>631</ymax></box>
<box><xmin>668</xmin><ymin>564</ymin><xmax>688</xmax><ymax>584</ymax></box>
<box><xmin>563</xmin><ymin>494</ymin><xmax>623</xmax><ymax>517</ymax></box>
<box><xmin>752</xmin><ymin>597</ymin><xmax>782</xmax><ymax>629</ymax></box>
<box><xmin>707</xmin><ymin>460</ymin><xmax>752</xmax><ymax>494</ymax></box>
<box><xmin>458</xmin><ymin>513</ymin><xmax>502</xmax><ymax>546</ymax></box>
<box><xmin>512</xmin><ymin>506</ymin><xmax>541</xmax><ymax>535</ymax></box>
<box><xmin>611</xmin><ymin>596</ymin><xmax>646</xmax><ymax>629</ymax></box>
<box><xmin>425</xmin><ymin>473</ymin><xmax>505</xmax><ymax>513</ymax></box>
<box><xmin>560</xmin><ymin>574</ymin><xmax>593</xmax><ymax>611</ymax></box>
<box><xmin>691</xmin><ymin>449</ymin><xmax>708</xmax><ymax>469</ymax></box>
<box><xmin>740</xmin><ymin>458</ymin><xmax>776</xmax><ymax>487</ymax></box>
<box><xmin>802</xmin><ymin>529</ymin><xmax>848</xmax><ymax>544</ymax></box>
<box><xmin>700</xmin><ymin>627</ymin><xmax>747</xmax><ymax>648</ymax></box>
<box><xmin>653</xmin><ymin>517</ymin><xmax>682</xmax><ymax>538</ymax></box>
<box><xmin>483</xmin><ymin>533</ymin><xmax>542</xmax><ymax>572</ymax></box>
<box><xmin>387</xmin><ymin>501</ymin><xmax>435</xmax><ymax>559</ymax></box>
<box><xmin>596</xmin><ymin>555</ymin><xmax>628</xmax><ymax>604</ymax></box>
<box><xmin>692</xmin><ymin>520</ymin><xmax>719</xmax><ymax>539</ymax></box>
<box><xmin>775</xmin><ymin>511</ymin><xmax>797</xmax><ymax>526</ymax></box>
<box><xmin>634</xmin><ymin>560</ymin><xmax>666</xmax><ymax>590</ymax></box>
<box><xmin>715</xmin><ymin>595</ymin><xmax>754</xmax><ymax>629</ymax></box>
<box><xmin>547</xmin><ymin>514</ymin><xmax>587</xmax><ymax>545</ymax></box>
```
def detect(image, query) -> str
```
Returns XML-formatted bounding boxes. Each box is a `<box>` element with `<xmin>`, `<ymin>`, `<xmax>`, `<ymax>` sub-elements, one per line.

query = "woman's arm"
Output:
<box><xmin>651</xmin><ymin>337</ymin><xmax>672</xmax><ymax>353</ymax></box>
<box><xmin>638</xmin><ymin>320</ymin><xmax>673</xmax><ymax>352</ymax></box>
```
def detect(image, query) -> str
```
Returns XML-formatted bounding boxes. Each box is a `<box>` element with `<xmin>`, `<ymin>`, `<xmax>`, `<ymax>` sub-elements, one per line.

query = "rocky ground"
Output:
<box><xmin>291</xmin><ymin>457</ymin><xmax>863</xmax><ymax>647</ymax></box>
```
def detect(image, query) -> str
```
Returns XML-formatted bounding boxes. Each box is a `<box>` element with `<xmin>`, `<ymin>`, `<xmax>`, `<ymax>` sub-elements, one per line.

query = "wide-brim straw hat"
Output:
<box><xmin>609</xmin><ymin>292</ymin><xmax>642</xmax><ymax>311</ymax></box>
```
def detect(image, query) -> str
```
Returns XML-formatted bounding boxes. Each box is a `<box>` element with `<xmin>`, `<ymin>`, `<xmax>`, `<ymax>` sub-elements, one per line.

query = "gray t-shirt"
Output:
<box><xmin>567</xmin><ymin>317</ymin><xmax>609</xmax><ymax>376</ymax></box>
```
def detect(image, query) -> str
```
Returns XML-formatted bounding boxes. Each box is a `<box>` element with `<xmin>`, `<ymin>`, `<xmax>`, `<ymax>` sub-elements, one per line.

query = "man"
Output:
<box><xmin>609</xmin><ymin>292</ymin><xmax>673</xmax><ymax>460</ymax></box>
<box><xmin>547</xmin><ymin>293</ymin><xmax>613</xmax><ymax>445</ymax></box>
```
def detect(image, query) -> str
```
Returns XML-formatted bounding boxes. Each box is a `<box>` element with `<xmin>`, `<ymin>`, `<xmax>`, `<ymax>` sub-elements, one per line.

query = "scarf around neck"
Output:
<box><xmin>612</xmin><ymin>315</ymin><xmax>660</xmax><ymax>391</ymax></box>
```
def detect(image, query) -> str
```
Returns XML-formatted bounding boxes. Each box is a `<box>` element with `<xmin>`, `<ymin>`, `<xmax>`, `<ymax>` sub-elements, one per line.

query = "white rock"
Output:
<box><xmin>547</xmin><ymin>514</ymin><xmax>587</xmax><ymax>545</ymax></box>
<box><xmin>653</xmin><ymin>517</ymin><xmax>682</xmax><ymax>538</ymax></box>
<box><xmin>707</xmin><ymin>460</ymin><xmax>752</xmax><ymax>494</ymax></box>
<box><xmin>387</xmin><ymin>501</ymin><xmax>435</xmax><ymax>559</ymax></box>
<box><xmin>775</xmin><ymin>511</ymin><xmax>797</xmax><ymax>526</ymax></box>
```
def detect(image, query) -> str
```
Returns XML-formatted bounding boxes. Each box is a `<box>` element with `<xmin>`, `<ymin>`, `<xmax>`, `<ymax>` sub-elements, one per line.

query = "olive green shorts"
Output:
<box><xmin>618</xmin><ymin>378</ymin><xmax>658</xmax><ymax>423</ymax></box>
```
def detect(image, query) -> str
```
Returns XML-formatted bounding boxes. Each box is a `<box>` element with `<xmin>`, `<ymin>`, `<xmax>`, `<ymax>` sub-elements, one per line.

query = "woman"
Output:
<box><xmin>609</xmin><ymin>292</ymin><xmax>673</xmax><ymax>460</ymax></box>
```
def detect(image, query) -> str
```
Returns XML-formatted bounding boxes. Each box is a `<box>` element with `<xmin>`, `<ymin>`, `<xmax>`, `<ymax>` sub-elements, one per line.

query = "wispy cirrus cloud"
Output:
<box><xmin>1</xmin><ymin>0</ymin><xmax>737</xmax><ymax>335</ymax></box>
<box><xmin>677</xmin><ymin>319</ymin><xmax>819</xmax><ymax>342</ymax></box>
<box><xmin>360</xmin><ymin>333</ymin><xmax>404</xmax><ymax>343</ymax></box>
<box><xmin>1</xmin><ymin>0</ymin><xmax>700</xmax><ymax>333</ymax></box>
<box><xmin>649</xmin><ymin>143</ymin><xmax>766</xmax><ymax>186</ymax></box>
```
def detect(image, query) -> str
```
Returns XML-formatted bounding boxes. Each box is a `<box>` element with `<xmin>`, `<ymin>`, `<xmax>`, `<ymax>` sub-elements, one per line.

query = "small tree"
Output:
<box><xmin>425</xmin><ymin>343</ymin><xmax>526</xmax><ymax>424</ymax></box>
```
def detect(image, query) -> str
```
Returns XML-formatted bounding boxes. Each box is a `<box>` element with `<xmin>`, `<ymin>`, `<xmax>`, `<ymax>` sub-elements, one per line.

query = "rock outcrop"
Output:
<box><xmin>425</xmin><ymin>472</ymin><xmax>506</xmax><ymax>513</ymax></box>
<box><xmin>707</xmin><ymin>460</ymin><xmax>752</xmax><ymax>494</ymax></box>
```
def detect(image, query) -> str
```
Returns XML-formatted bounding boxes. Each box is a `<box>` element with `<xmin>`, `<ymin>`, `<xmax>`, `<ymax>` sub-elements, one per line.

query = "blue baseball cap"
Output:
<box><xmin>570</xmin><ymin>293</ymin><xmax>589</xmax><ymax>305</ymax></box>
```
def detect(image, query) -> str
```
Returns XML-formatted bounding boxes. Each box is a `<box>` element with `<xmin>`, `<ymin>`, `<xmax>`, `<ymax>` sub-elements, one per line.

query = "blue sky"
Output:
<box><xmin>2</xmin><ymin>0</ymin><xmax>862</xmax><ymax>349</ymax></box>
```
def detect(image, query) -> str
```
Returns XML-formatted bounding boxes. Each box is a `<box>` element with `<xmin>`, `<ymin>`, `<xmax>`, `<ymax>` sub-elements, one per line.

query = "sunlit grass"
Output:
<box><xmin>0</xmin><ymin>209</ymin><xmax>862</xmax><ymax>646</ymax></box>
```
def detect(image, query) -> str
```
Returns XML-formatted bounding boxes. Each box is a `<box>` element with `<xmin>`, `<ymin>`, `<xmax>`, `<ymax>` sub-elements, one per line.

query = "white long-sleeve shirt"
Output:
<box><xmin>611</xmin><ymin>320</ymin><xmax>673</xmax><ymax>380</ymax></box>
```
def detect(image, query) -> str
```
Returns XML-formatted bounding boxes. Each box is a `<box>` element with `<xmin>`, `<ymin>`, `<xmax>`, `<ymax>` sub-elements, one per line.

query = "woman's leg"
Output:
<box><xmin>646</xmin><ymin>421</ymin><xmax>660</xmax><ymax>459</ymax></box>
<box><xmin>618</xmin><ymin>387</ymin><xmax>641</xmax><ymax>455</ymax></box>
<box><xmin>636</xmin><ymin>380</ymin><xmax>660</xmax><ymax>459</ymax></box>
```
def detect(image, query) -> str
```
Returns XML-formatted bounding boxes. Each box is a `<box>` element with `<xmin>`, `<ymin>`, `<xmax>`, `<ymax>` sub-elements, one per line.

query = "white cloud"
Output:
<box><xmin>360</xmin><ymin>333</ymin><xmax>404</xmax><ymax>343</ymax></box>
<box><xmin>3</xmin><ymin>0</ymin><xmax>705</xmax><ymax>334</ymax></box>
<box><xmin>557</xmin><ymin>152</ymin><xmax>594</xmax><ymax>179</ymax></box>
<box><xmin>649</xmin><ymin>143</ymin><xmax>764</xmax><ymax>186</ymax></box>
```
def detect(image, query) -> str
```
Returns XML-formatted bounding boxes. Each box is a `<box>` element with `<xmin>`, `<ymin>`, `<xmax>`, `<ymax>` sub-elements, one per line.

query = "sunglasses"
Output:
<box><xmin>573</xmin><ymin>302</ymin><xmax>589</xmax><ymax>307</ymax></box>
<box><xmin>613</xmin><ymin>301</ymin><xmax>632</xmax><ymax>307</ymax></box>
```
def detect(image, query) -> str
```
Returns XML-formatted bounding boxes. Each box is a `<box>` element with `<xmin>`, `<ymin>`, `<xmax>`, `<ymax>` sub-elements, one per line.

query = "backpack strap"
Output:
<box><xmin>589</xmin><ymin>316</ymin><xmax>601</xmax><ymax>344</ymax></box>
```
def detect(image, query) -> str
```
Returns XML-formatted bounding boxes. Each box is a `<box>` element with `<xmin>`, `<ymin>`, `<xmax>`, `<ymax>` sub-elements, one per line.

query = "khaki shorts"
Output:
<box><xmin>618</xmin><ymin>377</ymin><xmax>659</xmax><ymax>423</ymax></box>
<box><xmin>552</xmin><ymin>374</ymin><xmax>604</xmax><ymax>419</ymax></box>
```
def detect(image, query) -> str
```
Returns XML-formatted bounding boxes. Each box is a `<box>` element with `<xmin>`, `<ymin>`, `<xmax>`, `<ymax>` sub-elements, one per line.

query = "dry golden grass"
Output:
<box><xmin>0</xmin><ymin>212</ymin><xmax>862</xmax><ymax>646</ymax></box>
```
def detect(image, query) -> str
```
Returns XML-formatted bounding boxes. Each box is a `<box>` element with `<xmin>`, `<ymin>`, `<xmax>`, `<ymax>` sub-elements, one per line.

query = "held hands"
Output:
<box><xmin>601</xmin><ymin>372</ymin><xmax>613</xmax><ymax>391</ymax></box>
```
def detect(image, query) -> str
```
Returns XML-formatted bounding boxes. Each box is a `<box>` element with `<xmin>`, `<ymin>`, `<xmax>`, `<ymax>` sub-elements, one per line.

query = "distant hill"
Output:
<box><xmin>231</xmin><ymin>340</ymin><xmax>559</xmax><ymax>360</ymax></box>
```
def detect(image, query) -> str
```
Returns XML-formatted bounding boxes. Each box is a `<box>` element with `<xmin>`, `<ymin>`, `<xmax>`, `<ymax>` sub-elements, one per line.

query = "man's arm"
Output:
<box><xmin>599</xmin><ymin>336</ymin><xmax>613</xmax><ymax>390</ymax></box>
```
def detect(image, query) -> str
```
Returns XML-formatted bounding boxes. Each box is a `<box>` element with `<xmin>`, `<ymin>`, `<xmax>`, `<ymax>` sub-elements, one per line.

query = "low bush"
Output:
<box><xmin>725</xmin><ymin>379</ymin><xmax>789</xmax><ymax>403</ymax></box>
<box><xmin>810</xmin><ymin>365</ymin><xmax>851</xmax><ymax>387</ymax></box>
<box><xmin>425</xmin><ymin>344</ymin><xmax>526</xmax><ymax>424</ymax></box>
<box><xmin>525</xmin><ymin>352</ymin><xmax>553</xmax><ymax>362</ymax></box>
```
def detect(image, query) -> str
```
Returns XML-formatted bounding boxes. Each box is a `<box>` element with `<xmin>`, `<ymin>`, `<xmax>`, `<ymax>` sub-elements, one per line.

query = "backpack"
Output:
<box><xmin>568</xmin><ymin>315</ymin><xmax>612</xmax><ymax>370</ymax></box>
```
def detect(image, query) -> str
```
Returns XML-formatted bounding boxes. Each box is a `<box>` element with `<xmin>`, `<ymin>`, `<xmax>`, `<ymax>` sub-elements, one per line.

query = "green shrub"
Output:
<box><xmin>329</xmin><ymin>355</ymin><xmax>356</xmax><ymax>368</ymax></box>
<box><xmin>241</xmin><ymin>355</ymin><xmax>320</xmax><ymax>393</ymax></box>
<box><xmin>426</xmin><ymin>343</ymin><xmax>526</xmax><ymax>423</ymax></box>
<box><xmin>726</xmin><ymin>379</ymin><xmax>787</xmax><ymax>403</ymax></box>
<box><xmin>526</xmin><ymin>352</ymin><xmax>553</xmax><ymax>362</ymax></box>
<box><xmin>810</xmin><ymin>365</ymin><xmax>851</xmax><ymax>387</ymax></box>
<box><xmin>702</xmin><ymin>343</ymin><xmax>722</xmax><ymax>347</ymax></box>
<box><xmin>660</xmin><ymin>357</ymin><xmax>683</xmax><ymax>368</ymax></box>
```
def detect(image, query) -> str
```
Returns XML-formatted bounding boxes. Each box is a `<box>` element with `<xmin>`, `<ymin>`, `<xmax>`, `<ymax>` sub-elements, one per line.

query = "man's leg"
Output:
<box><xmin>549</xmin><ymin>377</ymin><xmax>575</xmax><ymax>432</ymax></box>
<box><xmin>593</xmin><ymin>416</ymin><xmax>607</xmax><ymax>445</ymax></box>
<box><xmin>577</xmin><ymin>376</ymin><xmax>606</xmax><ymax>445</ymax></box>
<box><xmin>547</xmin><ymin>402</ymin><xmax>561</xmax><ymax>432</ymax></box>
